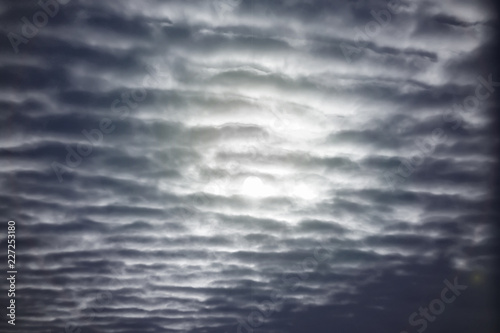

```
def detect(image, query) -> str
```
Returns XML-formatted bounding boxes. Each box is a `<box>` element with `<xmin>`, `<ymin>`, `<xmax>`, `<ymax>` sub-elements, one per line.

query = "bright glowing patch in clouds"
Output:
<box><xmin>292</xmin><ymin>182</ymin><xmax>318</xmax><ymax>200</ymax></box>
<box><xmin>241</xmin><ymin>176</ymin><xmax>266</xmax><ymax>197</ymax></box>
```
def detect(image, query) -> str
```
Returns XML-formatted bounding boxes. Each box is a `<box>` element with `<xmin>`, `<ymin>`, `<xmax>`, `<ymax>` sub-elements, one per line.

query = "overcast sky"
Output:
<box><xmin>1</xmin><ymin>0</ymin><xmax>499</xmax><ymax>332</ymax></box>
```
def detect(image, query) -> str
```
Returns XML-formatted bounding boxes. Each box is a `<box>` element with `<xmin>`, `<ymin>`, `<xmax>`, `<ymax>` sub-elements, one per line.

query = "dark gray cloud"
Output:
<box><xmin>0</xmin><ymin>0</ymin><xmax>499</xmax><ymax>332</ymax></box>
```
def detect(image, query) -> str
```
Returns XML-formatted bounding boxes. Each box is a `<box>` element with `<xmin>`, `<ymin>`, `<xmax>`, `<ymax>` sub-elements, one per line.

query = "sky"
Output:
<box><xmin>1</xmin><ymin>0</ymin><xmax>499</xmax><ymax>332</ymax></box>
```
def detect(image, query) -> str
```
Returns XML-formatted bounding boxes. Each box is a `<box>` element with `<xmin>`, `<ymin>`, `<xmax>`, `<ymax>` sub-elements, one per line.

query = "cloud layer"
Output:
<box><xmin>0</xmin><ymin>0</ymin><xmax>499</xmax><ymax>332</ymax></box>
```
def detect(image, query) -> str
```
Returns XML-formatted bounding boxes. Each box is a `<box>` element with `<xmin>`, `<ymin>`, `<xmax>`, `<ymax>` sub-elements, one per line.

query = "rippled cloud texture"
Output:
<box><xmin>1</xmin><ymin>0</ymin><xmax>499</xmax><ymax>332</ymax></box>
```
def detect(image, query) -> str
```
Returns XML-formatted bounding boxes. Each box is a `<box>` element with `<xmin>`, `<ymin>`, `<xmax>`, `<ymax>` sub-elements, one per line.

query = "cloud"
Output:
<box><xmin>0</xmin><ymin>0</ymin><xmax>498</xmax><ymax>332</ymax></box>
